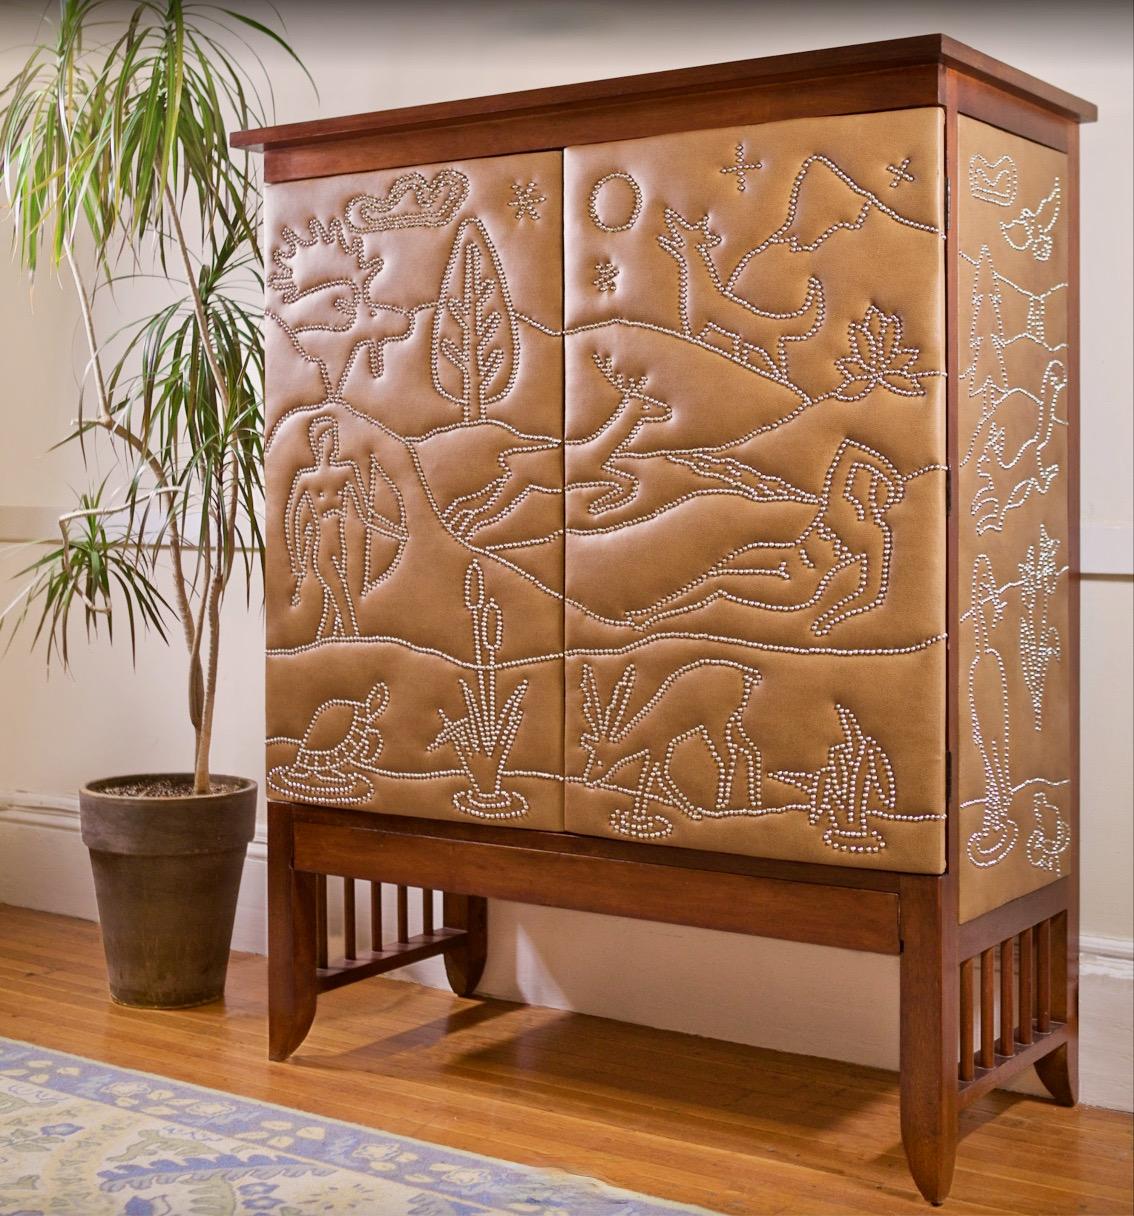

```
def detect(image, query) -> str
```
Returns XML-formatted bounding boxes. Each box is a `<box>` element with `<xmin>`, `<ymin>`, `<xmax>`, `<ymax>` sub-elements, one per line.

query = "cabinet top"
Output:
<box><xmin>232</xmin><ymin>34</ymin><xmax>1094</xmax><ymax>183</ymax></box>
<box><xmin>232</xmin><ymin>34</ymin><xmax>1095</xmax><ymax>156</ymax></box>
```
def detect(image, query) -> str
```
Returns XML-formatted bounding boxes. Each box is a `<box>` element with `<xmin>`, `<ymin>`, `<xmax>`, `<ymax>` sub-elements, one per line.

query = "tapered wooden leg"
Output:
<box><xmin>1035</xmin><ymin>910</ymin><xmax>1079</xmax><ymax>1105</ymax></box>
<box><xmin>899</xmin><ymin>875</ymin><xmax>958</xmax><ymax>1206</ymax></box>
<box><xmin>268</xmin><ymin>805</ymin><xmax>319</xmax><ymax>1061</ymax></box>
<box><xmin>1035</xmin><ymin>1043</ymin><xmax>1077</xmax><ymax>1105</ymax></box>
<box><xmin>442</xmin><ymin>892</ymin><xmax>488</xmax><ymax>997</ymax></box>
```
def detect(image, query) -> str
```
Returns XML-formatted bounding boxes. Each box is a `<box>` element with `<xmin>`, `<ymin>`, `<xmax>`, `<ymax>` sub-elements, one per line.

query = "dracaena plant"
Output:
<box><xmin>0</xmin><ymin>1</ymin><xmax>310</xmax><ymax>793</ymax></box>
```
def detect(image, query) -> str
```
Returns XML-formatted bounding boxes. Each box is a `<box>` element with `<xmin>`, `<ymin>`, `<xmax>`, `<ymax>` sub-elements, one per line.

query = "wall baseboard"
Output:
<box><xmin>2</xmin><ymin>791</ymin><xmax>1130</xmax><ymax>1112</ymax></box>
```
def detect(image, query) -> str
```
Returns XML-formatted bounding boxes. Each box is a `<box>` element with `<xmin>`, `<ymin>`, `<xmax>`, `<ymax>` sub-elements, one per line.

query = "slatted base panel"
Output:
<box><xmin>312</xmin><ymin>877</ymin><xmax>446</xmax><ymax>991</ymax></box>
<box><xmin>957</xmin><ymin>907</ymin><xmax>1074</xmax><ymax>1108</ymax></box>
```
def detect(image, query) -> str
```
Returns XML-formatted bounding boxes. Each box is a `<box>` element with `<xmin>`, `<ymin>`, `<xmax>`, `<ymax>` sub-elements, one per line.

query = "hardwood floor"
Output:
<box><xmin>0</xmin><ymin>904</ymin><xmax>1129</xmax><ymax>1214</ymax></box>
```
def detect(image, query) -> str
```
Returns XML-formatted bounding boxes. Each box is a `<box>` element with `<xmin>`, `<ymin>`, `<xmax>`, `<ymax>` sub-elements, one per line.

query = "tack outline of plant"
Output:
<box><xmin>429</xmin><ymin>562</ymin><xmax>529</xmax><ymax>819</ymax></box>
<box><xmin>773</xmin><ymin>705</ymin><xmax>896</xmax><ymax>853</ymax></box>
<box><xmin>834</xmin><ymin>305</ymin><xmax>929</xmax><ymax>400</ymax></box>
<box><xmin>431</xmin><ymin>218</ymin><xmax>519</xmax><ymax>422</ymax></box>
<box><xmin>1018</xmin><ymin>523</ymin><xmax>1064</xmax><ymax>730</ymax></box>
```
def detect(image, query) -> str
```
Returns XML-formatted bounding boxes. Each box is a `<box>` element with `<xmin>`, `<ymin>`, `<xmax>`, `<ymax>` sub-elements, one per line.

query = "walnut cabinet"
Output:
<box><xmin>234</xmin><ymin>35</ymin><xmax>1095</xmax><ymax>1204</ymax></box>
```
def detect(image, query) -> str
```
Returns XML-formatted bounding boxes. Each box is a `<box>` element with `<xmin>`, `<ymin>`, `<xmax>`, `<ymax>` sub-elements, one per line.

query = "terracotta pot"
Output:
<box><xmin>79</xmin><ymin>775</ymin><xmax>257</xmax><ymax>1008</ymax></box>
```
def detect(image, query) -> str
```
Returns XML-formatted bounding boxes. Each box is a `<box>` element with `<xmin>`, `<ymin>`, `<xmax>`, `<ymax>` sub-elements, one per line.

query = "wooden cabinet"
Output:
<box><xmin>236</xmin><ymin>35</ymin><xmax>1095</xmax><ymax>1204</ymax></box>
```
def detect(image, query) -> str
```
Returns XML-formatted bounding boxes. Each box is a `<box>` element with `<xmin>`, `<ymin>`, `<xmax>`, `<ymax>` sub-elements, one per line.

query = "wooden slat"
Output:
<box><xmin>343</xmin><ymin>878</ymin><xmax>356</xmax><ymax>961</ymax></box>
<box><xmin>293</xmin><ymin>821</ymin><xmax>902</xmax><ymax>954</ymax></box>
<box><xmin>422</xmin><ymin>888</ymin><xmax>434</xmax><ymax>937</ymax></box>
<box><xmin>315</xmin><ymin>873</ymin><xmax>328</xmax><ymax>971</ymax></box>
<box><xmin>959</xmin><ymin>958</ymin><xmax>975</xmax><ymax>1082</ymax></box>
<box><xmin>1033</xmin><ymin>928</ymin><xmax>1041</xmax><ymax>1022</ymax></box>
<box><xmin>1050</xmin><ymin>909</ymin><xmax>1071</xmax><ymax>1024</ymax></box>
<box><xmin>1018</xmin><ymin>928</ymin><xmax>1035</xmax><ymax>1046</ymax></box>
<box><xmin>396</xmin><ymin>885</ymin><xmax>409</xmax><ymax>944</ymax></box>
<box><xmin>1037</xmin><ymin>918</ymin><xmax>1052</xmax><ymax>1033</ymax></box>
<box><xmin>979</xmin><ymin>949</ymin><xmax>996</xmax><ymax>1069</ymax></box>
<box><xmin>369</xmin><ymin>881</ymin><xmax>383</xmax><ymax>951</ymax></box>
<box><xmin>999</xmin><ymin>938</ymin><xmax>1015</xmax><ymax>1057</ymax></box>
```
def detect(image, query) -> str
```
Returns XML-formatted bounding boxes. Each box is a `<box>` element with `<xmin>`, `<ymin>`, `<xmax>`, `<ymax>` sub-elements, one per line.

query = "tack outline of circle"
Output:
<box><xmin>589</xmin><ymin>172</ymin><xmax>644</xmax><ymax>233</ymax></box>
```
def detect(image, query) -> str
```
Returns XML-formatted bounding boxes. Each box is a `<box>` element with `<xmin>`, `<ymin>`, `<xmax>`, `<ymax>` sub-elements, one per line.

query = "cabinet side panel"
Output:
<box><xmin>264</xmin><ymin>154</ymin><xmax>564</xmax><ymax>830</ymax></box>
<box><xmin>956</xmin><ymin>116</ymin><xmax>1072</xmax><ymax>920</ymax></box>
<box><xmin>563</xmin><ymin>108</ymin><xmax>947</xmax><ymax>871</ymax></box>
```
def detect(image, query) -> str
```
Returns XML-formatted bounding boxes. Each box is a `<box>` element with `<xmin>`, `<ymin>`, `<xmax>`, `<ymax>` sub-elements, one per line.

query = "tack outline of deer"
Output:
<box><xmin>658</xmin><ymin>208</ymin><xmax>825</xmax><ymax>377</ymax></box>
<box><xmin>579</xmin><ymin>660</ymin><xmax>763</xmax><ymax>837</ymax></box>
<box><xmin>439</xmin><ymin>352</ymin><xmax>671</xmax><ymax>538</ymax></box>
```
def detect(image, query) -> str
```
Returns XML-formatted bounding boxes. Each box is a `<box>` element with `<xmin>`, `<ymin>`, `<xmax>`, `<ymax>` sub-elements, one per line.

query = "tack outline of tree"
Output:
<box><xmin>431</xmin><ymin>217</ymin><xmax>519</xmax><ymax>422</ymax></box>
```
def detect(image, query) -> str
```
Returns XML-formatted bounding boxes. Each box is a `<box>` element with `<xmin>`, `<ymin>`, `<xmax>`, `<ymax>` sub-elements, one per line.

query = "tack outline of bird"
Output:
<box><xmin>1000</xmin><ymin>179</ymin><xmax>1061</xmax><ymax>262</ymax></box>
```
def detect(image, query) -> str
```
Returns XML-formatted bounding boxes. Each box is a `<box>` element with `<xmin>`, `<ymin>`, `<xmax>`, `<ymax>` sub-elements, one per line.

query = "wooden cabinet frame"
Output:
<box><xmin>235</xmin><ymin>35</ymin><xmax>1095</xmax><ymax>1205</ymax></box>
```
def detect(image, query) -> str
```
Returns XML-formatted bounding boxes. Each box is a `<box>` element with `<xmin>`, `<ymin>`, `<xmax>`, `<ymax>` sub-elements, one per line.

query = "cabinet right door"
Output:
<box><xmin>562</xmin><ymin>108</ymin><xmax>948</xmax><ymax>872</ymax></box>
<box><xmin>956</xmin><ymin>117</ymin><xmax>1072</xmax><ymax>921</ymax></box>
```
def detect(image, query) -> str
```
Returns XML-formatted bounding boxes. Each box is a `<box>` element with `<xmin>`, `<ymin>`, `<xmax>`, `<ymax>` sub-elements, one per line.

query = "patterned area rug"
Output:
<box><xmin>0</xmin><ymin>1037</ymin><xmax>715</xmax><ymax>1215</ymax></box>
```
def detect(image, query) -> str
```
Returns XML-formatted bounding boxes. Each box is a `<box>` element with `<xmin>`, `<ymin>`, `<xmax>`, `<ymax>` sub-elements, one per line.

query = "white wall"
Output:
<box><xmin>1</xmin><ymin>1</ymin><xmax>1130</xmax><ymax>1110</ymax></box>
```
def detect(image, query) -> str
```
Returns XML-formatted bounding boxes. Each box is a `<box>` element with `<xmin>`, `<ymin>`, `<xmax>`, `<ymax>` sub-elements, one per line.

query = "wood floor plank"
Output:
<box><xmin>0</xmin><ymin>905</ymin><xmax>1128</xmax><ymax>1214</ymax></box>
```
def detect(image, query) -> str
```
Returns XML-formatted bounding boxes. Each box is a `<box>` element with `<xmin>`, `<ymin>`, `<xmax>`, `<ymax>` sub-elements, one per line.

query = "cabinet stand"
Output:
<box><xmin>267</xmin><ymin>800</ymin><xmax>1077</xmax><ymax>1204</ymax></box>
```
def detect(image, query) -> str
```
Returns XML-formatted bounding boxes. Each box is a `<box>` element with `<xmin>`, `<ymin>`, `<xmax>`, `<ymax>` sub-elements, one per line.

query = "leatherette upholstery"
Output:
<box><xmin>957</xmin><ymin>117</ymin><xmax>1071</xmax><ymax>920</ymax></box>
<box><xmin>562</xmin><ymin>109</ymin><xmax>948</xmax><ymax>871</ymax></box>
<box><xmin>264</xmin><ymin>154</ymin><xmax>565</xmax><ymax>829</ymax></box>
<box><xmin>263</xmin><ymin>110</ymin><xmax>951</xmax><ymax>873</ymax></box>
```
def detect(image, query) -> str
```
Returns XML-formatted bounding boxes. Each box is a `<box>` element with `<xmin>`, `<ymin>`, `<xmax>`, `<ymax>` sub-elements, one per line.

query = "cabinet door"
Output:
<box><xmin>264</xmin><ymin>154</ymin><xmax>564</xmax><ymax>829</ymax></box>
<box><xmin>956</xmin><ymin>118</ymin><xmax>1072</xmax><ymax>921</ymax></box>
<box><xmin>563</xmin><ymin>109</ymin><xmax>947</xmax><ymax>869</ymax></box>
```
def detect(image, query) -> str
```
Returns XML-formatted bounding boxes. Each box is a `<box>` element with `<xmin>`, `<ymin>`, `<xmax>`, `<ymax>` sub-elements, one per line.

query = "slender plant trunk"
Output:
<box><xmin>164</xmin><ymin>187</ymin><xmax>242</xmax><ymax>796</ymax></box>
<box><xmin>65</xmin><ymin>246</ymin><xmax>208</xmax><ymax>790</ymax></box>
<box><xmin>193</xmin><ymin>579</ymin><xmax>224</xmax><ymax>794</ymax></box>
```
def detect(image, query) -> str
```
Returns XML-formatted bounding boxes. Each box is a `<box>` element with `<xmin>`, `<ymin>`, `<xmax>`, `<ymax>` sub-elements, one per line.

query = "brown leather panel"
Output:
<box><xmin>956</xmin><ymin>117</ymin><xmax>1071</xmax><ymax>921</ymax></box>
<box><xmin>264</xmin><ymin>154</ymin><xmax>565</xmax><ymax>829</ymax></box>
<box><xmin>562</xmin><ymin>109</ymin><xmax>947</xmax><ymax>870</ymax></box>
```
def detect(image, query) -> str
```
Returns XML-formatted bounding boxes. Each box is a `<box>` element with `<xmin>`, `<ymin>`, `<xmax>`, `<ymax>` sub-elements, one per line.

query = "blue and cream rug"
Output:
<box><xmin>0</xmin><ymin>1037</ymin><xmax>713</xmax><ymax>1215</ymax></box>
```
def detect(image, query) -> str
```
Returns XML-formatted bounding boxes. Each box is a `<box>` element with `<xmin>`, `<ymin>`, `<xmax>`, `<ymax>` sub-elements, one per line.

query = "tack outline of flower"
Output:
<box><xmin>834</xmin><ymin>305</ymin><xmax>927</xmax><ymax>400</ymax></box>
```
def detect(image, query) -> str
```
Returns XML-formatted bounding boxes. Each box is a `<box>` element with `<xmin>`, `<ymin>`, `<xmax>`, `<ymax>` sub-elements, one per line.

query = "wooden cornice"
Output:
<box><xmin>232</xmin><ymin>34</ymin><xmax>1095</xmax><ymax>156</ymax></box>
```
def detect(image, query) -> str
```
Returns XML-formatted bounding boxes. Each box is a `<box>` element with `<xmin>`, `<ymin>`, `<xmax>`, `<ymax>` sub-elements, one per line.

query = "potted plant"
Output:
<box><xmin>0</xmin><ymin>1</ymin><xmax>308</xmax><ymax>1008</ymax></box>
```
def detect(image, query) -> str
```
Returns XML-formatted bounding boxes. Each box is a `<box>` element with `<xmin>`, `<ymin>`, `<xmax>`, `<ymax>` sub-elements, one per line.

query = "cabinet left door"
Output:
<box><xmin>264</xmin><ymin>154</ymin><xmax>565</xmax><ymax>831</ymax></box>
